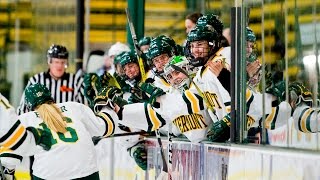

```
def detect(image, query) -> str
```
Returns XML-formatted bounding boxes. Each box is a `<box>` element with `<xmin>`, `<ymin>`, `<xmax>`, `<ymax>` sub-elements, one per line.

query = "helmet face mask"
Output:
<box><xmin>163</xmin><ymin>56</ymin><xmax>191</xmax><ymax>92</ymax></box>
<box><xmin>186</xmin><ymin>26</ymin><xmax>217</xmax><ymax>67</ymax></box>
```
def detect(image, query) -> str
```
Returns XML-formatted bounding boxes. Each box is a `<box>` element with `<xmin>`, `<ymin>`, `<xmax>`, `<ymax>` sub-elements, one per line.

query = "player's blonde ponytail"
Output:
<box><xmin>36</xmin><ymin>103</ymin><xmax>67</xmax><ymax>133</ymax></box>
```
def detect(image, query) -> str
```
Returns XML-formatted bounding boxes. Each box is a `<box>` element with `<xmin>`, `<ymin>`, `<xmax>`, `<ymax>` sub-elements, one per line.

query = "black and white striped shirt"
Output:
<box><xmin>17</xmin><ymin>70</ymin><xmax>87</xmax><ymax>115</ymax></box>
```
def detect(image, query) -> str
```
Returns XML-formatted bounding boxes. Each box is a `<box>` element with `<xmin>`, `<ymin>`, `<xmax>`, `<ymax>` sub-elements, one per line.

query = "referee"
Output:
<box><xmin>17</xmin><ymin>44</ymin><xmax>87</xmax><ymax>115</ymax></box>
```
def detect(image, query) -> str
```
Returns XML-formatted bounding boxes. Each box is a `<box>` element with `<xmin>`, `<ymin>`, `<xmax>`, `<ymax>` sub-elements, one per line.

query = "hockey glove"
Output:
<box><xmin>266</xmin><ymin>80</ymin><xmax>285</xmax><ymax>104</ymax></box>
<box><xmin>128</xmin><ymin>142</ymin><xmax>148</xmax><ymax>170</ymax></box>
<box><xmin>94</xmin><ymin>86</ymin><xmax>122</xmax><ymax>104</ymax></box>
<box><xmin>84</xmin><ymin>73</ymin><xmax>101</xmax><ymax>109</ymax></box>
<box><xmin>26</xmin><ymin>127</ymin><xmax>52</xmax><ymax>151</ymax></box>
<box><xmin>100</xmin><ymin>71</ymin><xmax>121</xmax><ymax>89</ymax></box>
<box><xmin>114</xmin><ymin>73</ymin><xmax>130</xmax><ymax>92</ymax></box>
<box><xmin>128</xmin><ymin>87</ymin><xmax>149</xmax><ymax>103</ymax></box>
<box><xmin>137</xmin><ymin>82</ymin><xmax>165</xmax><ymax>106</ymax></box>
<box><xmin>206</xmin><ymin>114</ymin><xmax>231</xmax><ymax>142</ymax></box>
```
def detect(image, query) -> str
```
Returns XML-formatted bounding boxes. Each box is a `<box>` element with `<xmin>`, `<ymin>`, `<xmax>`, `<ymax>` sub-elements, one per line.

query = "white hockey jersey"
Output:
<box><xmin>121</xmin><ymin>88</ymin><xmax>213</xmax><ymax>143</ymax></box>
<box><xmin>191</xmin><ymin>65</ymin><xmax>231</xmax><ymax>120</ymax></box>
<box><xmin>17</xmin><ymin>102</ymin><xmax>118</xmax><ymax>179</ymax></box>
<box><xmin>263</xmin><ymin>101</ymin><xmax>292</xmax><ymax>130</ymax></box>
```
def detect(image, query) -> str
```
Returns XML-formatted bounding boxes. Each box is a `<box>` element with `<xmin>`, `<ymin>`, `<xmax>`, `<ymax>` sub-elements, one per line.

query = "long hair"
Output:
<box><xmin>36</xmin><ymin>102</ymin><xmax>67</xmax><ymax>133</ymax></box>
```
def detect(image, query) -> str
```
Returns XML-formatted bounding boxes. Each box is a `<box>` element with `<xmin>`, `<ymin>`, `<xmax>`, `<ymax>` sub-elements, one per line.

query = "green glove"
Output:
<box><xmin>94</xmin><ymin>86</ymin><xmax>122</xmax><ymax>104</ymax></box>
<box><xmin>114</xmin><ymin>73</ymin><xmax>130</xmax><ymax>92</ymax></box>
<box><xmin>26</xmin><ymin>127</ymin><xmax>52</xmax><ymax>151</ymax></box>
<box><xmin>128</xmin><ymin>142</ymin><xmax>148</xmax><ymax>170</ymax></box>
<box><xmin>128</xmin><ymin>86</ymin><xmax>149</xmax><ymax>103</ymax></box>
<box><xmin>100</xmin><ymin>71</ymin><xmax>121</xmax><ymax>89</ymax></box>
<box><xmin>137</xmin><ymin>82</ymin><xmax>165</xmax><ymax>105</ymax></box>
<box><xmin>266</xmin><ymin>80</ymin><xmax>285</xmax><ymax>103</ymax></box>
<box><xmin>111</xmin><ymin>95</ymin><xmax>128</xmax><ymax>107</ymax></box>
<box><xmin>84</xmin><ymin>73</ymin><xmax>101</xmax><ymax>109</ymax></box>
<box><xmin>206</xmin><ymin>114</ymin><xmax>231</xmax><ymax>142</ymax></box>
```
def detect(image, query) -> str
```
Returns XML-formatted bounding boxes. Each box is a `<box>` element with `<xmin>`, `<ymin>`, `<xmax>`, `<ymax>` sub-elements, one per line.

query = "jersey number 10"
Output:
<box><xmin>39</xmin><ymin>117</ymin><xmax>79</xmax><ymax>145</ymax></box>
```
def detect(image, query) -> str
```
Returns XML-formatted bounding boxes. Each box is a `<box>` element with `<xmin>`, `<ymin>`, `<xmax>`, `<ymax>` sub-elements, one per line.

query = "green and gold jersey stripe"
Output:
<box><xmin>144</xmin><ymin>103</ymin><xmax>166</xmax><ymax>132</ymax></box>
<box><xmin>97</xmin><ymin>112</ymin><xmax>115</xmax><ymax>137</ymax></box>
<box><xmin>298</xmin><ymin>108</ymin><xmax>314</xmax><ymax>133</ymax></box>
<box><xmin>183</xmin><ymin>90</ymin><xmax>201</xmax><ymax>114</ymax></box>
<box><xmin>0</xmin><ymin>120</ymin><xmax>27</xmax><ymax>150</ymax></box>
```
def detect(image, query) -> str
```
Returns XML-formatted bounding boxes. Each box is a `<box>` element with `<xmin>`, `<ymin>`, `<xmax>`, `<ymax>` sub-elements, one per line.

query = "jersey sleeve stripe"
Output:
<box><xmin>246</xmin><ymin>90</ymin><xmax>254</xmax><ymax>113</ymax></box>
<box><xmin>0</xmin><ymin>120</ymin><xmax>23</xmax><ymax>144</ymax></box>
<box><xmin>144</xmin><ymin>105</ymin><xmax>152</xmax><ymax>132</ymax></box>
<box><xmin>147</xmin><ymin>104</ymin><xmax>166</xmax><ymax>131</ymax></box>
<box><xmin>306</xmin><ymin>111</ymin><xmax>315</xmax><ymax>133</ymax></box>
<box><xmin>194</xmin><ymin>94</ymin><xmax>204</xmax><ymax>110</ymax></box>
<box><xmin>246</xmin><ymin>89</ymin><xmax>253</xmax><ymax>102</ymax></box>
<box><xmin>297</xmin><ymin>108</ymin><xmax>310</xmax><ymax>132</ymax></box>
<box><xmin>270</xmin><ymin>106</ymin><xmax>280</xmax><ymax>130</ymax></box>
<box><xmin>97</xmin><ymin>112</ymin><xmax>115</xmax><ymax>137</ymax></box>
<box><xmin>0</xmin><ymin>153</ymin><xmax>23</xmax><ymax>162</ymax></box>
<box><xmin>182</xmin><ymin>93</ymin><xmax>193</xmax><ymax>114</ymax></box>
<box><xmin>265</xmin><ymin>107</ymin><xmax>276</xmax><ymax>129</ymax></box>
<box><xmin>2</xmin><ymin>126</ymin><xmax>26</xmax><ymax>150</ymax></box>
<box><xmin>183</xmin><ymin>90</ymin><xmax>200</xmax><ymax>114</ymax></box>
<box><xmin>10</xmin><ymin>131</ymin><xmax>27</xmax><ymax>150</ymax></box>
<box><xmin>300</xmin><ymin>109</ymin><xmax>314</xmax><ymax>133</ymax></box>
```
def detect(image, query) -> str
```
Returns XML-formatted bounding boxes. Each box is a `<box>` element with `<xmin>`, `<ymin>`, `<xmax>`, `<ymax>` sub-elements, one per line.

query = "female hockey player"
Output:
<box><xmin>17</xmin><ymin>83</ymin><xmax>119</xmax><ymax>179</ymax></box>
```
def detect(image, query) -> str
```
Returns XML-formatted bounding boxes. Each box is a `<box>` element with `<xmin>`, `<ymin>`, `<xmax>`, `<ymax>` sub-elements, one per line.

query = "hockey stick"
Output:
<box><xmin>97</xmin><ymin>131</ymin><xmax>152</xmax><ymax>139</ymax></box>
<box><xmin>124</xmin><ymin>77</ymin><xmax>169</xmax><ymax>173</ymax></box>
<box><xmin>167</xmin><ymin>122</ymin><xmax>173</xmax><ymax>179</ymax></box>
<box><xmin>125</xmin><ymin>8</ymin><xmax>147</xmax><ymax>82</ymax></box>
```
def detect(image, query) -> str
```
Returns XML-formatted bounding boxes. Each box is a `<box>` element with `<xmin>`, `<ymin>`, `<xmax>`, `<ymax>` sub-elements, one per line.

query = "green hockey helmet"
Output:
<box><xmin>114</xmin><ymin>51</ymin><xmax>126</xmax><ymax>65</ymax></box>
<box><xmin>246</xmin><ymin>27</ymin><xmax>256</xmax><ymax>42</ymax></box>
<box><xmin>119</xmin><ymin>51</ymin><xmax>138</xmax><ymax>68</ymax></box>
<box><xmin>147</xmin><ymin>39</ymin><xmax>174</xmax><ymax>66</ymax></box>
<box><xmin>25</xmin><ymin>83</ymin><xmax>54</xmax><ymax>110</ymax></box>
<box><xmin>196</xmin><ymin>14</ymin><xmax>223</xmax><ymax>36</ymax></box>
<box><xmin>138</xmin><ymin>37</ymin><xmax>152</xmax><ymax>47</ymax></box>
<box><xmin>187</xmin><ymin>25</ymin><xmax>218</xmax><ymax>44</ymax></box>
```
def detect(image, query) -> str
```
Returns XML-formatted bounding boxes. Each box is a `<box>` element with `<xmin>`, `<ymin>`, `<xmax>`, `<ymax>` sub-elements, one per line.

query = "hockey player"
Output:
<box><xmin>0</xmin><ymin>93</ymin><xmax>52</xmax><ymax>180</ymax></box>
<box><xmin>17</xmin><ymin>83</ymin><xmax>119</xmax><ymax>179</ymax></box>
<box><xmin>138</xmin><ymin>36</ymin><xmax>152</xmax><ymax>54</ymax></box>
<box><xmin>97</xmin><ymin>42</ymin><xmax>131</xmax><ymax>76</ymax></box>
<box><xmin>146</xmin><ymin>38</ymin><xmax>175</xmax><ymax>91</ymax></box>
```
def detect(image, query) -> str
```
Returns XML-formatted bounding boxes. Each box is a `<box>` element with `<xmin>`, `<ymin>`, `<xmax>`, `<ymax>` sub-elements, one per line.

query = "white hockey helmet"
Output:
<box><xmin>107</xmin><ymin>42</ymin><xmax>131</xmax><ymax>57</ymax></box>
<box><xmin>163</xmin><ymin>56</ymin><xmax>192</xmax><ymax>91</ymax></box>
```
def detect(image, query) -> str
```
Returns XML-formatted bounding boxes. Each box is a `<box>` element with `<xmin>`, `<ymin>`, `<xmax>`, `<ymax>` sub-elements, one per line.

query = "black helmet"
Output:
<box><xmin>47</xmin><ymin>44</ymin><xmax>69</xmax><ymax>59</ymax></box>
